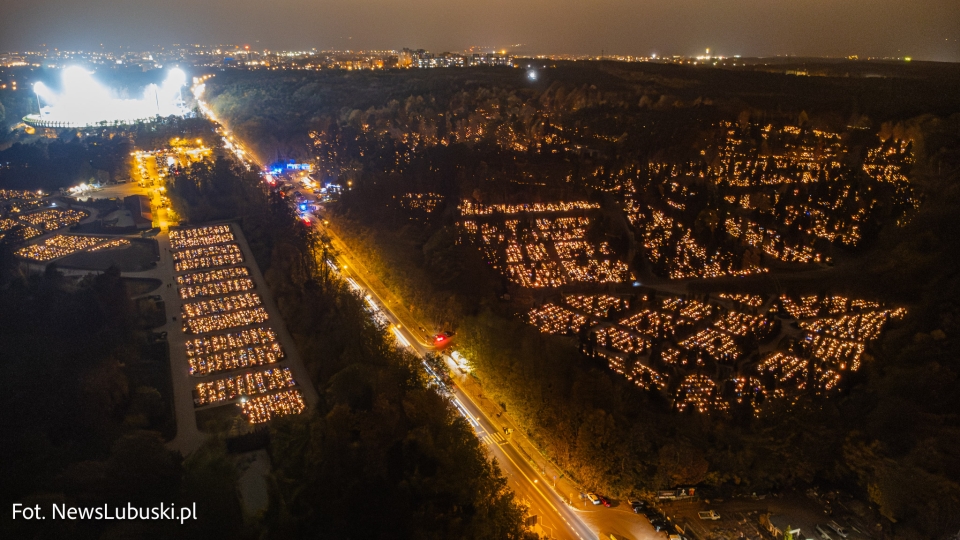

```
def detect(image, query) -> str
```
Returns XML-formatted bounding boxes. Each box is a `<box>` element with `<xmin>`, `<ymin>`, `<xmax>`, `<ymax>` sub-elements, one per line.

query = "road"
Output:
<box><xmin>319</xmin><ymin>222</ymin><xmax>597</xmax><ymax>540</ymax></box>
<box><xmin>192</xmin><ymin>91</ymin><xmax>649</xmax><ymax>539</ymax></box>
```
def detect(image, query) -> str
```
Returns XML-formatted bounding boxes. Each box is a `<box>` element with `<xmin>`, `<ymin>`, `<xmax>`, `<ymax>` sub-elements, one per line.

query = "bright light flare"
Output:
<box><xmin>31</xmin><ymin>67</ymin><xmax>187</xmax><ymax>126</ymax></box>
<box><xmin>33</xmin><ymin>81</ymin><xmax>58</xmax><ymax>104</ymax></box>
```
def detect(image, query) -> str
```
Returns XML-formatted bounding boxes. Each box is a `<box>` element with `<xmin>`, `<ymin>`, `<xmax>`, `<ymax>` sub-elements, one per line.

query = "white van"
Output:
<box><xmin>815</xmin><ymin>524</ymin><xmax>833</xmax><ymax>540</ymax></box>
<box><xmin>827</xmin><ymin>521</ymin><xmax>849</xmax><ymax>538</ymax></box>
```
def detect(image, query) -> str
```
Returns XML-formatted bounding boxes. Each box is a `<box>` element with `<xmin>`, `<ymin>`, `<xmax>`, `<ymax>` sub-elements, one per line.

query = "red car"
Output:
<box><xmin>433</xmin><ymin>331</ymin><xmax>455</xmax><ymax>346</ymax></box>
<box><xmin>598</xmin><ymin>495</ymin><xmax>611</xmax><ymax>507</ymax></box>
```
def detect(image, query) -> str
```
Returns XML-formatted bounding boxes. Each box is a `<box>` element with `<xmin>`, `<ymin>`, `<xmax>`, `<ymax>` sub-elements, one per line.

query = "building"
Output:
<box><xmin>124</xmin><ymin>195</ymin><xmax>153</xmax><ymax>229</ymax></box>
<box><xmin>400</xmin><ymin>48</ymin><xmax>512</xmax><ymax>69</ymax></box>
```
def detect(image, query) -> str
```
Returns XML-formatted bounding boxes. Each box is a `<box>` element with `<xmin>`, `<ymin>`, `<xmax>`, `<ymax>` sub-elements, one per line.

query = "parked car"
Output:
<box><xmin>586</xmin><ymin>493</ymin><xmax>600</xmax><ymax>505</ymax></box>
<box><xmin>698</xmin><ymin>510</ymin><xmax>721</xmax><ymax>520</ymax></box>
<box><xmin>815</xmin><ymin>525</ymin><xmax>834</xmax><ymax>540</ymax></box>
<box><xmin>650</xmin><ymin>518</ymin><xmax>669</xmax><ymax>532</ymax></box>
<box><xmin>628</xmin><ymin>500</ymin><xmax>645</xmax><ymax>513</ymax></box>
<box><xmin>434</xmin><ymin>331</ymin><xmax>455</xmax><ymax>345</ymax></box>
<box><xmin>598</xmin><ymin>495</ymin><xmax>611</xmax><ymax>507</ymax></box>
<box><xmin>826</xmin><ymin>521</ymin><xmax>849</xmax><ymax>538</ymax></box>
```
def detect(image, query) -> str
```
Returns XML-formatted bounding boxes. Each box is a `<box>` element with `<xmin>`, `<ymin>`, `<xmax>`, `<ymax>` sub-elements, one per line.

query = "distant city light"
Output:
<box><xmin>527</xmin><ymin>70</ymin><xmax>537</xmax><ymax>81</ymax></box>
<box><xmin>29</xmin><ymin>66</ymin><xmax>187</xmax><ymax>127</ymax></box>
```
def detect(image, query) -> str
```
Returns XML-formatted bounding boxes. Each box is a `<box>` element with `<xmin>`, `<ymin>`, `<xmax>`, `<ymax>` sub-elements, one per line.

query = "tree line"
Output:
<box><xmin>202</xmin><ymin>65</ymin><xmax>960</xmax><ymax>538</ymax></box>
<box><xmin>168</xmin><ymin>147</ymin><xmax>533</xmax><ymax>538</ymax></box>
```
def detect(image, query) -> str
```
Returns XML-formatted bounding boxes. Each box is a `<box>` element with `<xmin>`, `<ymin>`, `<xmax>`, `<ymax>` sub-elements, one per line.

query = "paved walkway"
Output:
<box><xmin>26</xmin><ymin>220</ymin><xmax>317</xmax><ymax>457</ymax></box>
<box><xmin>154</xmin><ymin>232</ymin><xmax>205</xmax><ymax>455</ymax></box>
<box><xmin>230</xmin><ymin>223</ymin><xmax>319</xmax><ymax>406</ymax></box>
<box><xmin>161</xmin><ymin>221</ymin><xmax>318</xmax><ymax>455</ymax></box>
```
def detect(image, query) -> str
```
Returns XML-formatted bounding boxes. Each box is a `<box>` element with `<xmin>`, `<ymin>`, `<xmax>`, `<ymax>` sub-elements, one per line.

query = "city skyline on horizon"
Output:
<box><xmin>0</xmin><ymin>42</ymin><xmax>952</xmax><ymax>66</ymax></box>
<box><xmin>1</xmin><ymin>0</ymin><xmax>958</xmax><ymax>63</ymax></box>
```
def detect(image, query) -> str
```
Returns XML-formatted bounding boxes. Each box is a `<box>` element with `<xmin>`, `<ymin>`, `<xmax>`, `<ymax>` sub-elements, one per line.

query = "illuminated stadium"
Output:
<box><xmin>23</xmin><ymin>66</ymin><xmax>188</xmax><ymax>128</ymax></box>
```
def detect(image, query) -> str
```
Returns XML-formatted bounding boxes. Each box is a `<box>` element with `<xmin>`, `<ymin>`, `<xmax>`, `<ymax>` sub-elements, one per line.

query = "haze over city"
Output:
<box><xmin>1</xmin><ymin>0</ymin><xmax>959</xmax><ymax>61</ymax></box>
<box><xmin>3</xmin><ymin>1</ymin><xmax>960</xmax><ymax>539</ymax></box>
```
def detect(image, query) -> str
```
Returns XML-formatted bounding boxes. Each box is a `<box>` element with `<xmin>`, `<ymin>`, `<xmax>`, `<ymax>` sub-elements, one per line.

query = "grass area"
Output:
<box><xmin>124</xmin><ymin>277</ymin><xmax>163</xmax><ymax>296</ymax></box>
<box><xmin>126</xmin><ymin>340</ymin><xmax>177</xmax><ymax>441</ymax></box>
<box><xmin>61</xmin><ymin>197</ymin><xmax>117</xmax><ymax>214</ymax></box>
<box><xmin>196</xmin><ymin>404</ymin><xmax>245</xmax><ymax>434</ymax></box>
<box><xmin>73</xmin><ymin>222</ymin><xmax>141</xmax><ymax>235</ymax></box>
<box><xmin>58</xmin><ymin>237</ymin><xmax>159</xmax><ymax>272</ymax></box>
<box><xmin>135</xmin><ymin>297</ymin><xmax>167</xmax><ymax>328</ymax></box>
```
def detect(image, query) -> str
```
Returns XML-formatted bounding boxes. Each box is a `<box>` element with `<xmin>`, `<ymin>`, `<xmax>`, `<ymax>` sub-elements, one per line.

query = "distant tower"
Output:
<box><xmin>706</xmin><ymin>48</ymin><xmax>711</xmax><ymax>58</ymax></box>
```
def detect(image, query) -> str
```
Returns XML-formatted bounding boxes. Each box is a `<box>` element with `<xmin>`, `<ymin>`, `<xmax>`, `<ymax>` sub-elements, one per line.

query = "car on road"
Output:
<box><xmin>586</xmin><ymin>493</ymin><xmax>600</xmax><ymax>505</ymax></box>
<box><xmin>598</xmin><ymin>495</ymin><xmax>611</xmax><ymax>507</ymax></box>
<box><xmin>698</xmin><ymin>510</ymin><xmax>721</xmax><ymax>520</ymax></box>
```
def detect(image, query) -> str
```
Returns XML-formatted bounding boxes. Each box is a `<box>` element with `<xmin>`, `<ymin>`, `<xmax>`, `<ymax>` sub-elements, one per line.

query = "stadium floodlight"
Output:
<box><xmin>28</xmin><ymin>67</ymin><xmax>188</xmax><ymax>127</ymax></box>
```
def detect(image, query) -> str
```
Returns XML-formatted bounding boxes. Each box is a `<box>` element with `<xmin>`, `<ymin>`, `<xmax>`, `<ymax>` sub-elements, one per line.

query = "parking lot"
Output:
<box><xmin>655</xmin><ymin>492</ymin><xmax>878</xmax><ymax>540</ymax></box>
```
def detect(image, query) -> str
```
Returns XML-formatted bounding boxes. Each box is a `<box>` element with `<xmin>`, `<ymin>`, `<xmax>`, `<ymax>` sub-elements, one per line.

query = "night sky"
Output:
<box><xmin>1</xmin><ymin>0</ymin><xmax>958</xmax><ymax>61</ymax></box>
